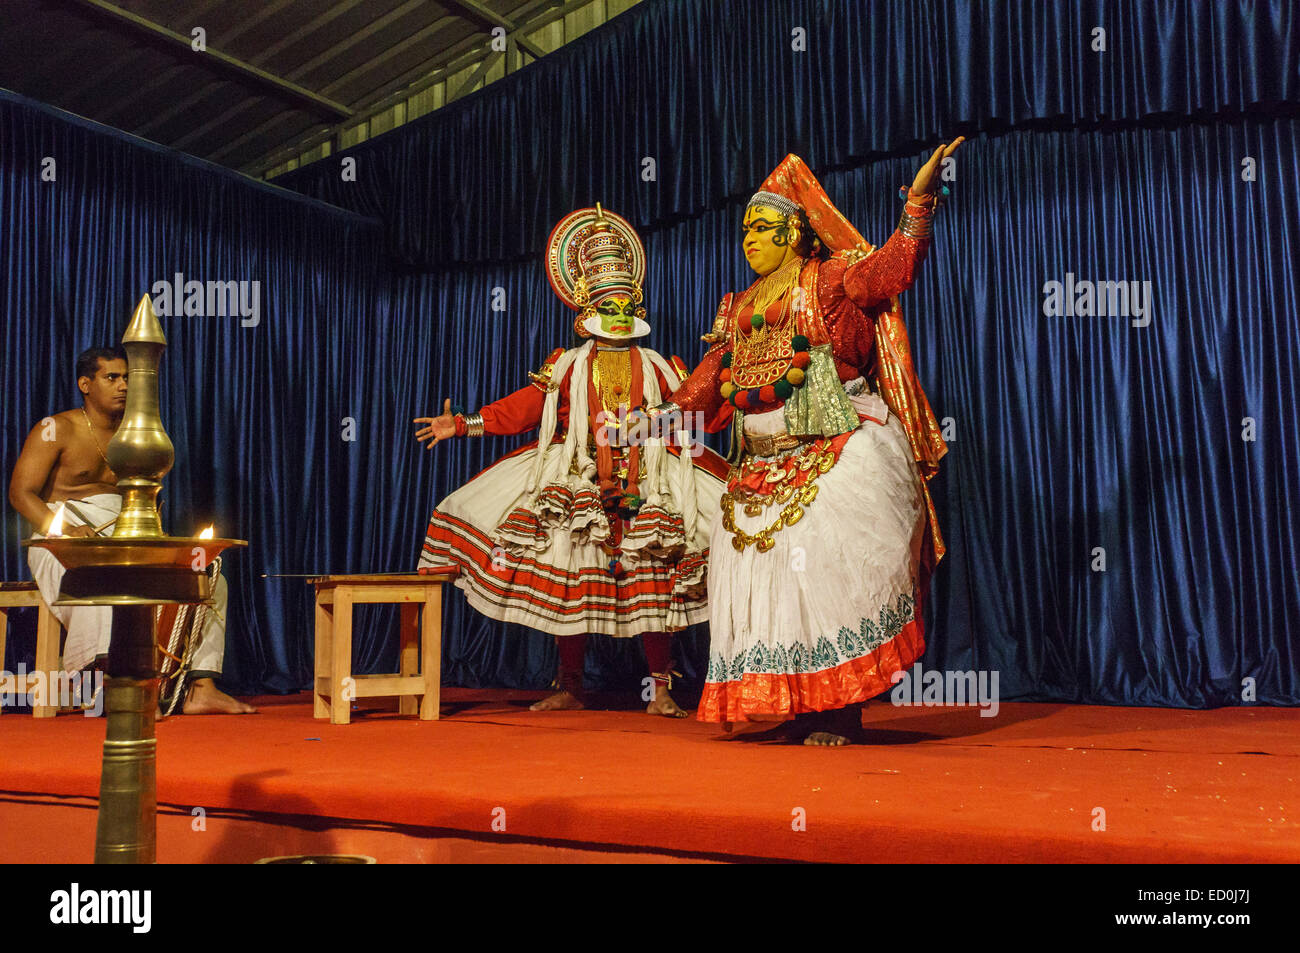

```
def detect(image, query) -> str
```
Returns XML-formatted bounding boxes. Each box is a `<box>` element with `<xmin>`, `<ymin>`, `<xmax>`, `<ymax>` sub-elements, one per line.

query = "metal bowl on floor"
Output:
<box><xmin>255</xmin><ymin>855</ymin><xmax>376</xmax><ymax>864</ymax></box>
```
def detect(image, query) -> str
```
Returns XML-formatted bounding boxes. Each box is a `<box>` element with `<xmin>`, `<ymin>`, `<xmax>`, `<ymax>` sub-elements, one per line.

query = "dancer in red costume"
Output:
<box><xmin>416</xmin><ymin>205</ymin><xmax>728</xmax><ymax>717</ymax></box>
<box><xmin>652</xmin><ymin>143</ymin><xmax>962</xmax><ymax>744</ymax></box>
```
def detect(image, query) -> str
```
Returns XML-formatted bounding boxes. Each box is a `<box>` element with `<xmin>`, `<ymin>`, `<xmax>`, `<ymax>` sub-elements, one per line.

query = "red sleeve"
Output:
<box><xmin>479</xmin><ymin>382</ymin><xmax>548</xmax><ymax>436</ymax></box>
<box><xmin>705</xmin><ymin>401</ymin><xmax>735</xmax><ymax>433</ymax></box>
<box><xmin>814</xmin><ymin>257</ymin><xmax>878</xmax><ymax>379</ymax></box>
<box><xmin>841</xmin><ymin>222</ymin><xmax>930</xmax><ymax>310</ymax></box>
<box><xmin>669</xmin><ymin>343</ymin><xmax>732</xmax><ymax>432</ymax></box>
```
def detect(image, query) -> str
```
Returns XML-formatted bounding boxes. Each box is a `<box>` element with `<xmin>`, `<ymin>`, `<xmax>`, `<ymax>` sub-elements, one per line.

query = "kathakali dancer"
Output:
<box><xmin>652</xmin><ymin>144</ymin><xmax>962</xmax><ymax>744</ymax></box>
<box><xmin>415</xmin><ymin>205</ymin><xmax>728</xmax><ymax>717</ymax></box>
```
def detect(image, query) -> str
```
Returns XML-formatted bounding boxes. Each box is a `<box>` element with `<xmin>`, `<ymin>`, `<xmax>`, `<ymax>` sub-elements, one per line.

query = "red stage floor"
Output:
<box><xmin>1</xmin><ymin>690</ymin><xmax>1296</xmax><ymax>863</ymax></box>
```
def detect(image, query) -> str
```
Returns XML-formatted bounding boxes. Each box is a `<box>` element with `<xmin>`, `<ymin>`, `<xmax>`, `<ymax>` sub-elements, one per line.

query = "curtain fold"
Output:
<box><xmin>273</xmin><ymin>0</ymin><xmax>1299</xmax><ymax>267</ymax></box>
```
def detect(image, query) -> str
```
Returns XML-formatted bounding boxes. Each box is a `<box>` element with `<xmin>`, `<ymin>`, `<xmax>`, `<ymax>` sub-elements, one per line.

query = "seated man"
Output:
<box><xmin>8</xmin><ymin>346</ymin><xmax>254</xmax><ymax>714</ymax></box>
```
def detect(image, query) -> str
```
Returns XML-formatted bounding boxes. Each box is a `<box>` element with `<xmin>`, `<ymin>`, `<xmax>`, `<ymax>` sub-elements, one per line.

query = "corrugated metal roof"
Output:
<box><xmin>0</xmin><ymin>0</ymin><xmax>637</xmax><ymax>176</ymax></box>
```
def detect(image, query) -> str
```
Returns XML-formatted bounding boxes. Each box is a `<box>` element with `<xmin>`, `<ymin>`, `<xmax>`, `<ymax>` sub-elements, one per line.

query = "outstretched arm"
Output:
<box><xmin>414</xmin><ymin>382</ymin><xmax>551</xmax><ymax>447</ymax></box>
<box><xmin>415</xmin><ymin>348</ymin><xmax>567</xmax><ymax>447</ymax></box>
<box><xmin>843</xmin><ymin>138</ymin><xmax>964</xmax><ymax>310</ymax></box>
<box><xmin>477</xmin><ymin>382</ymin><xmax>551</xmax><ymax>435</ymax></box>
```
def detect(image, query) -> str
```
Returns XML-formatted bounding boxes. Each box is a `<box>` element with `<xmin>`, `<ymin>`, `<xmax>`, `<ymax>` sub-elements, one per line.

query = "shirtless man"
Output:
<box><xmin>8</xmin><ymin>346</ymin><xmax>254</xmax><ymax>714</ymax></box>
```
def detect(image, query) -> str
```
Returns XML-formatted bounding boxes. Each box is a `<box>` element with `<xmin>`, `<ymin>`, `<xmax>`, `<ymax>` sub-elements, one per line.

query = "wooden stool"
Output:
<box><xmin>311</xmin><ymin>571</ymin><xmax>455</xmax><ymax>725</ymax></box>
<box><xmin>0</xmin><ymin>581</ymin><xmax>64</xmax><ymax>718</ymax></box>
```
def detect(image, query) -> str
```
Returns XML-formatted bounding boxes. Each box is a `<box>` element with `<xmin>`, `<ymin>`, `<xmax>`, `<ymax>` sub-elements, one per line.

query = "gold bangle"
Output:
<box><xmin>898</xmin><ymin>210</ymin><xmax>933</xmax><ymax>239</ymax></box>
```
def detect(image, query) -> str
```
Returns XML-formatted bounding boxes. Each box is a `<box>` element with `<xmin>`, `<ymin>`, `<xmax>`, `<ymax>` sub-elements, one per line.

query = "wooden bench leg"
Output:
<box><xmin>420</xmin><ymin>584</ymin><xmax>442</xmax><ymax>720</ymax></box>
<box><xmin>330</xmin><ymin>589</ymin><xmax>353</xmax><ymax>726</ymax></box>
<box><xmin>399</xmin><ymin>603</ymin><xmax>418</xmax><ymax>716</ymax></box>
<box><xmin>33</xmin><ymin>603</ymin><xmax>61</xmax><ymax>719</ymax></box>
<box><xmin>314</xmin><ymin>594</ymin><xmax>332</xmax><ymax>719</ymax></box>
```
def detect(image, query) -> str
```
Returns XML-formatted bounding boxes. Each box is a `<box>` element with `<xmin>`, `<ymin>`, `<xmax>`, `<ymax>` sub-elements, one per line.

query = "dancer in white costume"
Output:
<box><xmin>657</xmin><ymin>146</ymin><xmax>961</xmax><ymax>744</ymax></box>
<box><xmin>416</xmin><ymin>206</ymin><xmax>729</xmax><ymax>716</ymax></box>
<box><xmin>8</xmin><ymin>346</ymin><xmax>254</xmax><ymax>714</ymax></box>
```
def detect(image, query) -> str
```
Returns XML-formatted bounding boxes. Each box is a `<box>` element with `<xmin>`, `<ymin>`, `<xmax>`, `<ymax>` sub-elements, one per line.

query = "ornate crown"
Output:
<box><xmin>545</xmin><ymin>204</ymin><xmax>649</xmax><ymax>339</ymax></box>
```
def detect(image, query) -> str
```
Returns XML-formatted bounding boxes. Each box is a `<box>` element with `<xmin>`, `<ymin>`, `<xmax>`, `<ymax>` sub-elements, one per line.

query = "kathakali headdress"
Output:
<box><xmin>546</xmin><ymin>204</ymin><xmax>651</xmax><ymax>340</ymax></box>
<box><xmin>748</xmin><ymin>154</ymin><xmax>871</xmax><ymax>255</ymax></box>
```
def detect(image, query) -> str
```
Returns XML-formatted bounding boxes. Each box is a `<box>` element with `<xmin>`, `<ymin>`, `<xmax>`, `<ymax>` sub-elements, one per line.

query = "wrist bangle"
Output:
<box><xmin>899</xmin><ymin>184</ymin><xmax>950</xmax><ymax>209</ymax></box>
<box><xmin>463</xmin><ymin>412</ymin><xmax>485</xmax><ymax>437</ymax></box>
<box><xmin>898</xmin><ymin>210</ymin><xmax>933</xmax><ymax>239</ymax></box>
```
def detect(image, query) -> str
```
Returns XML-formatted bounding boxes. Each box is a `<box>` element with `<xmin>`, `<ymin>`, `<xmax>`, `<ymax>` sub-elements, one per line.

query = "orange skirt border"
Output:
<box><xmin>696</xmin><ymin>615</ymin><xmax>925</xmax><ymax>722</ymax></box>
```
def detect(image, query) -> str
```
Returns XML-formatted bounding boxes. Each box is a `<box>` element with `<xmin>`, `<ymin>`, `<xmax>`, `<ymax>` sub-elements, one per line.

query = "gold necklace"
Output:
<box><xmin>81</xmin><ymin>407</ymin><xmax>115</xmax><ymax>473</ymax></box>
<box><xmin>744</xmin><ymin>257</ymin><xmax>803</xmax><ymax>314</ymax></box>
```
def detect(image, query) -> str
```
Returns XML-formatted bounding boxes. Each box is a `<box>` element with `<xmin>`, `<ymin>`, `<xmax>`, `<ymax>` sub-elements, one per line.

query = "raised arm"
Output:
<box><xmin>844</xmin><ymin>138</ymin><xmax>964</xmax><ymax>310</ymax></box>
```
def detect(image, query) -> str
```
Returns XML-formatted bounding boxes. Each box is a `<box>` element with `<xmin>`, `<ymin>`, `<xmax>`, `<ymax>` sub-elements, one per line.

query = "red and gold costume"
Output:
<box><xmin>663</xmin><ymin>155</ymin><xmax>947</xmax><ymax>724</ymax></box>
<box><xmin>418</xmin><ymin>207</ymin><xmax>728</xmax><ymax>699</ymax></box>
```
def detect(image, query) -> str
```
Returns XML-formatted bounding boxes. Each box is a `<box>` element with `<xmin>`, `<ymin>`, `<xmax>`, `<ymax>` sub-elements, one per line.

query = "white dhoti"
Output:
<box><xmin>28</xmin><ymin>494</ymin><xmax>227</xmax><ymax>675</ymax></box>
<box><xmin>420</xmin><ymin>443</ymin><xmax>722</xmax><ymax>636</ymax></box>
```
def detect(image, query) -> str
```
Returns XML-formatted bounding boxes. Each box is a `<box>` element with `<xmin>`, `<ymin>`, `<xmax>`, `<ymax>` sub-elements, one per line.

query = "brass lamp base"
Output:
<box><xmin>94</xmin><ymin>671</ymin><xmax>159</xmax><ymax>865</ymax></box>
<box><xmin>24</xmin><ymin>535</ymin><xmax>246</xmax><ymax>864</ymax></box>
<box><xmin>27</xmin><ymin>537</ymin><xmax>246</xmax><ymax>605</ymax></box>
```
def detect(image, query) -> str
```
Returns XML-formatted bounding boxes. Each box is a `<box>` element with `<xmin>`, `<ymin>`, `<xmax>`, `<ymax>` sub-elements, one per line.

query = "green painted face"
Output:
<box><xmin>596</xmin><ymin>294</ymin><xmax>637</xmax><ymax>335</ymax></box>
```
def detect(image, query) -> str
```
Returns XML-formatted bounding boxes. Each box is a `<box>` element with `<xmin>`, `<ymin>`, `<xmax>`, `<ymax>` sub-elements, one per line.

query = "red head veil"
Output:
<box><xmin>755</xmin><ymin>154</ymin><xmax>948</xmax><ymax>569</ymax></box>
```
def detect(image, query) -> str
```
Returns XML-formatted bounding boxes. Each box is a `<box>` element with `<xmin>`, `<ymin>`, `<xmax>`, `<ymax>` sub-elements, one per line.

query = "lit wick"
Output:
<box><xmin>198</xmin><ymin>525</ymin><xmax>215</xmax><ymax>541</ymax></box>
<box><xmin>47</xmin><ymin>504</ymin><xmax>66</xmax><ymax>537</ymax></box>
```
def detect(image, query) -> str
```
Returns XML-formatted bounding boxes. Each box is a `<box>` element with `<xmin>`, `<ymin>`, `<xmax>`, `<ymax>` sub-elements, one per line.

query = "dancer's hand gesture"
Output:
<box><xmin>414</xmin><ymin>399</ymin><xmax>457</xmax><ymax>448</ymax></box>
<box><xmin>909</xmin><ymin>137</ymin><xmax>965</xmax><ymax>197</ymax></box>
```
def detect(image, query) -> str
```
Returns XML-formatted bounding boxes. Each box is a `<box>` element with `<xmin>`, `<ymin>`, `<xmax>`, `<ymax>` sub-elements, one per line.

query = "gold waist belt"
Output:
<box><xmin>743</xmin><ymin>431</ymin><xmax>815</xmax><ymax>457</ymax></box>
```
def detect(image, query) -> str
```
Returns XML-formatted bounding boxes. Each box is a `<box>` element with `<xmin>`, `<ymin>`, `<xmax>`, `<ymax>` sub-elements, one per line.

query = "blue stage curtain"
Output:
<box><xmin>274</xmin><ymin>0</ymin><xmax>1298</xmax><ymax>266</ymax></box>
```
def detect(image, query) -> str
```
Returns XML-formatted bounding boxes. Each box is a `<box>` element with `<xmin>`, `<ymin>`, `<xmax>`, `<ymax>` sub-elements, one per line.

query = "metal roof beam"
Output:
<box><xmin>443</xmin><ymin>0</ymin><xmax>547</xmax><ymax>60</ymax></box>
<box><xmin>447</xmin><ymin>48</ymin><xmax>503</xmax><ymax>103</ymax></box>
<box><xmin>240</xmin><ymin>0</ymin><xmax>593</xmax><ymax>176</ymax></box>
<box><xmin>168</xmin><ymin>12</ymin><xmax>464</xmax><ymax>150</ymax></box>
<box><xmin>65</xmin><ymin>0</ymin><xmax>352</xmax><ymax>120</ymax></box>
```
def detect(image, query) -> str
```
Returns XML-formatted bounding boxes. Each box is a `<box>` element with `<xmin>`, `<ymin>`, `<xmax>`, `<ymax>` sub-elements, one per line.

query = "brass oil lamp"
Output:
<box><xmin>27</xmin><ymin>294</ymin><xmax>246</xmax><ymax>864</ymax></box>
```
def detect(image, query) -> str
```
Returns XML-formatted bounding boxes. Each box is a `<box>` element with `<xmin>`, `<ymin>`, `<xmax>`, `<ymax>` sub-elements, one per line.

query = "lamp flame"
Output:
<box><xmin>198</xmin><ymin>525</ymin><xmax>215</xmax><ymax>540</ymax></box>
<box><xmin>47</xmin><ymin>504</ymin><xmax>65</xmax><ymax>537</ymax></box>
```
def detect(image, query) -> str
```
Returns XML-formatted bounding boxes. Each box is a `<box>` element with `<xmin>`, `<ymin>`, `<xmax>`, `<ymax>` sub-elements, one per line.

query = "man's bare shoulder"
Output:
<box><xmin>16</xmin><ymin>411</ymin><xmax>88</xmax><ymax>459</ymax></box>
<box><xmin>27</xmin><ymin>410</ymin><xmax>79</xmax><ymax>440</ymax></box>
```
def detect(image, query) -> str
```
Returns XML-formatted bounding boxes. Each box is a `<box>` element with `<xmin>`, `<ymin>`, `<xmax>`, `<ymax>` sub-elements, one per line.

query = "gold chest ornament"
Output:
<box><xmin>591</xmin><ymin>347</ymin><xmax>633</xmax><ymax>416</ymax></box>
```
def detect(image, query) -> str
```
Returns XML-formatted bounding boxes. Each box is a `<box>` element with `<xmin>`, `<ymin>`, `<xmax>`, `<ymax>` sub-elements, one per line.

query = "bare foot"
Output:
<box><xmin>529</xmin><ymin>690</ymin><xmax>585</xmax><ymax>712</ymax></box>
<box><xmin>182</xmin><ymin>678</ymin><xmax>257</xmax><ymax>714</ymax></box>
<box><xmin>803</xmin><ymin>730</ymin><xmax>851</xmax><ymax>747</ymax></box>
<box><xmin>646</xmin><ymin>685</ymin><xmax>688</xmax><ymax>718</ymax></box>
